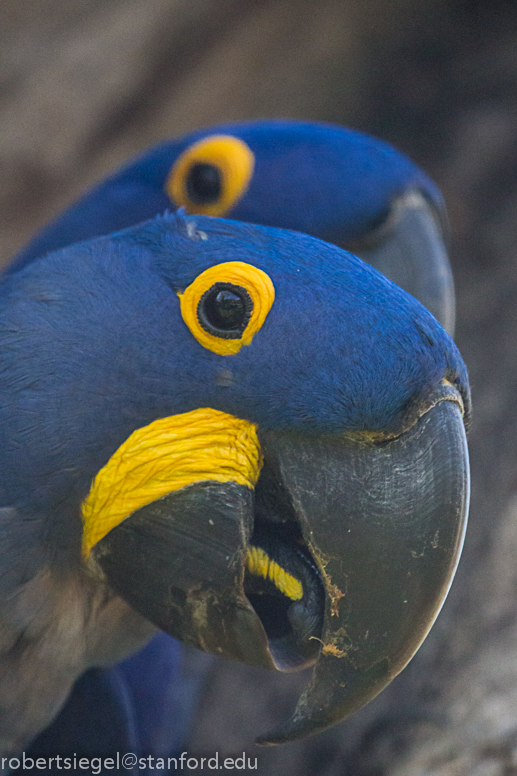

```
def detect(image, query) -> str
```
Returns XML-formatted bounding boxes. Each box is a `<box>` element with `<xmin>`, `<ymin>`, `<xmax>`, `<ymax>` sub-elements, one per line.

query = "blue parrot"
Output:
<box><xmin>0</xmin><ymin>211</ymin><xmax>469</xmax><ymax>765</ymax></box>
<box><xmin>10</xmin><ymin>120</ymin><xmax>454</xmax><ymax>333</ymax></box>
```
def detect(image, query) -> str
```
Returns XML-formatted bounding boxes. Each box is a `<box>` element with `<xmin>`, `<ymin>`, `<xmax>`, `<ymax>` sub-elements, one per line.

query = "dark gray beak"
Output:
<box><xmin>92</xmin><ymin>391</ymin><xmax>469</xmax><ymax>744</ymax></box>
<box><xmin>347</xmin><ymin>189</ymin><xmax>455</xmax><ymax>335</ymax></box>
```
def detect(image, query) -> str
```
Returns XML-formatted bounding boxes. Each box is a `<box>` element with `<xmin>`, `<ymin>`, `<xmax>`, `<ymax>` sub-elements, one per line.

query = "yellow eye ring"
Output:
<box><xmin>178</xmin><ymin>262</ymin><xmax>275</xmax><ymax>356</ymax></box>
<box><xmin>165</xmin><ymin>135</ymin><xmax>255</xmax><ymax>217</ymax></box>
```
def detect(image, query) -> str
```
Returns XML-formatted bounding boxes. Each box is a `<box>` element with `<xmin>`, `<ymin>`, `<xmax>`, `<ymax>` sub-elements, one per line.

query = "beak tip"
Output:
<box><xmin>254</xmin><ymin>709</ymin><xmax>335</xmax><ymax>746</ymax></box>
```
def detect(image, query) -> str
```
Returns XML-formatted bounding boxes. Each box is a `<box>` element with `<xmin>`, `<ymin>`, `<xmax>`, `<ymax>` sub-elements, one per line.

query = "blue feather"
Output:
<box><xmin>10</xmin><ymin>120</ymin><xmax>440</xmax><ymax>272</ymax></box>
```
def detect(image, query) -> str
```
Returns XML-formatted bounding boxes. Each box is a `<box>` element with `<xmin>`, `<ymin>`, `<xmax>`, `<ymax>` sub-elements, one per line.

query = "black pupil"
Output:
<box><xmin>186</xmin><ymin>163</ymin><xmax>222</xmax><ymax>204</ymax></box>
<box><xmin>205</xmin><ymin>289</ymin><xmax>245</xmax><ymax>330</ymax></box>
<box><xmin>197</xmin><ymin>283</ymin><xmax>252</xmax><ymax>339</ymax></box>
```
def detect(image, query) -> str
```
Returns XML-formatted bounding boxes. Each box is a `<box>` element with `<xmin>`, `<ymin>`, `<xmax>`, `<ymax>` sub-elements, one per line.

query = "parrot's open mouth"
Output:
<box><xmin>244</xmin><ymin>516</ymin><xmax>325</xmax><ymax>671</ymax></box>
<box><xmin>242</xmin><ymin>459</ymin><xmax>325</xmax><ymax>670</ymax></box>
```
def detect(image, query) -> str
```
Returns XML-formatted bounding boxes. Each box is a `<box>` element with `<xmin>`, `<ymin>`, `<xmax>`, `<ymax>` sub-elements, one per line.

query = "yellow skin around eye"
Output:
<box><xmin>166</xmin><ymin>135</ymin><xmax>255</xmax><ymax>217</ymax></box>
<box><xmin>178</xmin><ymin>262</ymin><xmax>275</xmax><ymax>356</ymax></box>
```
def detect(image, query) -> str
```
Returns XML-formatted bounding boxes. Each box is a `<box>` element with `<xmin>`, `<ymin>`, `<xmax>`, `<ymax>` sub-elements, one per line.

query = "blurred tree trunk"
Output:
<box><xmin>4</xmin><ymin>1</ymin><xmax>517</xmax><ymax>773</ymax></box>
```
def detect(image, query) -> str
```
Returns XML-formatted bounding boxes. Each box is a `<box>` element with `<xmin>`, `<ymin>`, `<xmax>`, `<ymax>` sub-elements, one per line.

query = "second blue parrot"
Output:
<box><xmin>10</xmin><ymin>120</ymin><xmax>454</xmax><ymax>332</ymax></box>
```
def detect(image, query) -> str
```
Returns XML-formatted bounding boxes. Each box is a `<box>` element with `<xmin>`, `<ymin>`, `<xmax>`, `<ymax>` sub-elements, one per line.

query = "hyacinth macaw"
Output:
<box><xmin>10</xmin><ymin>120</ymin><xmax>454</xmax><ymax>333</ymax></box>
<box><xmin>0</xmin><ymin>211</ymin><xmax>469</xmax><ymax>763</ymax></box>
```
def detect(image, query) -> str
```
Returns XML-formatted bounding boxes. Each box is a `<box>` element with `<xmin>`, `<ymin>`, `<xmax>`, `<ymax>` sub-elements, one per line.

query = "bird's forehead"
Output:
<box><xmin>127</xmin><ymin>210</ymin><xmax>364</xmax><ymax>290</ymax></box>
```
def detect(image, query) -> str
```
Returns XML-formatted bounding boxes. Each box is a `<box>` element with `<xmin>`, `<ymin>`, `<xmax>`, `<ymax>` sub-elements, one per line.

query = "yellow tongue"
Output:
<box><xmin>246</xmin><ymin>545</ymin><xmax>303</xmax><ymax>601</ymax></box>
<box><xmin>82</xmin><ymin>408</ymin><xmax>262</xmax><ymax>558</ymax></box>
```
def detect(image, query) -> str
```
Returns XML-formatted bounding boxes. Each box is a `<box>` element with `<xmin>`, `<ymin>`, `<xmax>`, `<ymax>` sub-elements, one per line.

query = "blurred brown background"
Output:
<box><xmin>3</xmin><ymin>1</ymin><xmax>517</xmax><ymax>773</ymax></box>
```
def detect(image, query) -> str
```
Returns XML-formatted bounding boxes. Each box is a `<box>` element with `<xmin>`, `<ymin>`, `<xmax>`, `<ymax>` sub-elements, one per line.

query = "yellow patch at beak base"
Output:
<box><xmin>82</xmin><ymin>408</ymin><xmax>262</xmax><ymax>558</ymax></box>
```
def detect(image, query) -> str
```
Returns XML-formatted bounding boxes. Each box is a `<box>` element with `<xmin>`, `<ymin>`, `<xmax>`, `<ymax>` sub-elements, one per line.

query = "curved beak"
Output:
<box><xmin>256</xmin><ymin>396</ymin><xmax>468</xmax><ymax>743</ymax></box>
<box><xmin>92</xmin><ymin>392</ymin><xmax>469</xmax><ymax>744</ymax></box>
<box><xmin>346</xmin><ymin>189</ymin><xmax>455</xmax><ymax>335</ymax></box>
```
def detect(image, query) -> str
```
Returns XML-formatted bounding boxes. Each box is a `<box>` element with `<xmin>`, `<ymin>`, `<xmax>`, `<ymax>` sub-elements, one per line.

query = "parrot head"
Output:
<box><xmin>0</xmin><ymin>211</ymin><xmax>469</xmax><ymax>744</ymax></box>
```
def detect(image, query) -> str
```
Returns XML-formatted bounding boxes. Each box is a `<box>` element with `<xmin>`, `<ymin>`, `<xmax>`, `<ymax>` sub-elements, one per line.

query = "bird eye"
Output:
<box><xmin>198</xmin><ymin>283</ymin><xmax>253</xmax><ymax>338</ymax></box>
<box><xmin>166</xmin><ymin>135</ymin><xmax>255</xmax><ymax>217</ymax></box>
<box><xmin>186</xmin><ymin>163</ymin><xmax>222</xmax><ymax>205</ymax></box>
<box><xmin>178</xmin><ymin>262</ymin><xmax>275</xmax><ymax>356</ymax></box>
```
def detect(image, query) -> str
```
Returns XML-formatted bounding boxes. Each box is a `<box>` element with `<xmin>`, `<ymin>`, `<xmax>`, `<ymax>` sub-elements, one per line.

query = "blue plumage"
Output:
<box><xmin>11</xmin><ymin>120</ymin><xmax>440</xmax><ymax>270</ymax></box>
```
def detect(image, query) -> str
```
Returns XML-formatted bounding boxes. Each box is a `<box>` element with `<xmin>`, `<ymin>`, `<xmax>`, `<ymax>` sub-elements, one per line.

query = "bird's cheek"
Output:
<box><xmin>83</xmin><ymin>407</ymin><xmax>275</xmax><ymax>668</ymax></box>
